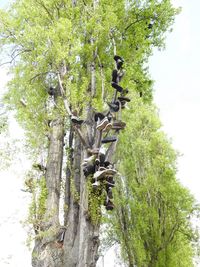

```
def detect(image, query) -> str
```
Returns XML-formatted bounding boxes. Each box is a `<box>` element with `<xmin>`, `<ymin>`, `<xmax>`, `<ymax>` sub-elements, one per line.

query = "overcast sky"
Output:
<box><xmin>150</xmin><ymin>0</ymin><xmax>200</xmax><ymax>202</ymax></box>
<box><xmin>0</xmin><ymin>0</ymin><xmax>200</xmax><ymax>266</ymax></box>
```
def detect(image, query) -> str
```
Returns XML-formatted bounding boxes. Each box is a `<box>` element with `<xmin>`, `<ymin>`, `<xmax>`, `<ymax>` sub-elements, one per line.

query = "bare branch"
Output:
<box><xmin>57</xmin><ymin>72</ymin><xmax>72</xmax><ymax>116</ymax></box>
<box><xmin>109</xmin><ymin>31</ymin><xmax>117</xmax><ymax>56</ymax></box>
<box><xmin>0</xmin><ymin>49</ymin><xmax>31</xmax><ymax>67</ymax></box>
<box><xmin>20</xmin><ymin>98</ymin><xmax>27</xmax><ymax>107</ymax></box>
<box><xmin>29</xmin><ymin>72</ymin><xmax>50</xmax><ymax>82</ymax></box>
<box><xmin>0</xmin><ymin>61</ymin><xmax>12</xmax><ymax>67</ymax></box>
<box><xmin>73</xmin><ymin>125</ymin><xmax>90</xmax><ymax>149</ymax></box>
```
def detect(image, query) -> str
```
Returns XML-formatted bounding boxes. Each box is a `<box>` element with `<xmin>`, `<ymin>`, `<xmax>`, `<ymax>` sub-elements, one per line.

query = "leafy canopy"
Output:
<box><xmin>0</xmin><ymin>0</ymin><xmax>179</xmax><ymax>148</ymax></box>
<box><xmin>104</xmin><ymin>98</ymin><xmax>199</xmax><ymax>267</ymax></box>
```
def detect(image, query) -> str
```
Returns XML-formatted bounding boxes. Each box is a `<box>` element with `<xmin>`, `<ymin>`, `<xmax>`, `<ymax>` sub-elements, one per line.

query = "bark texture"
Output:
<box><xmin>32</xmin><ymin>118</ymin><xmax>65</xmax><ymax>267</ymax></box>
<box><xmin>32</xmin><ymin>115</ymin><xmax>102</xmax><ymax>267</ymax></box>
<box><xmin>64</xmin><ymin>134</ymin><xmax>100</xmax><ymax>267</ymax></box>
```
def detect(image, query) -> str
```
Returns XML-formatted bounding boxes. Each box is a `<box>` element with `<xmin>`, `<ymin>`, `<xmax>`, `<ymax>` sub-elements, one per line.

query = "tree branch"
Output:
<box><xmin>109</xmin><ymin>32</ymin><xmax>116</xmax><ymax>56</ymax></box>
<box><xmin>57</xmin><ymin>72</ymin><xmax>90</xmax><ymax>149</ymax></box>
<box><xmin>35</xmin><ymin>0</ymin><xmax>54</xmax><ymax>20</ymax></box>
<box><xmin>57</xmin><ymin>72</ymin><xmax>72</xmax><ymax>116</ymax></box>
<box><xmin>29</xmin><ymin>72</ymin><xmax>49</xmax><ymax>82</ymax></box>
<box><xmin>0</xmin><ymin>49</ymin><xmax>31</xmax><ymax>67</ymax></box>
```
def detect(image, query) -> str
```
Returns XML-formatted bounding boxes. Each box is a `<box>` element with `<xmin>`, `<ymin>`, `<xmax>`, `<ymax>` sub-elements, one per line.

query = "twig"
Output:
<box><xmin>29</xmin><ymin>72</ymin><xmax>49</xmax><ymax>82</ymax></box>
<box><xmin>20</xmin><ymin>98</ymin><xmax>27</xmax><ymax>107</ymax></box>
<box><xmin>0</xmin><ymin>61</ymin><xmax>11</xmax><ymax>67</ymax></box>
<box><xmin>0</xmin><ymin>49</ymin><xmax>31</xmax><ymax>67</ymax></box>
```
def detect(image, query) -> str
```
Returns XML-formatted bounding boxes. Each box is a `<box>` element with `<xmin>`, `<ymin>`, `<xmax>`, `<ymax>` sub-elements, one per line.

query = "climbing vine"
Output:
<box><xmin>27</xmin><ymin>175</ymin><xmax>48</xmax><ymax>234</ymax></box>
<box><xmin>87</xmin><ymin>180</ymin><xmax>104</xmax><ymax>225</ymax></box>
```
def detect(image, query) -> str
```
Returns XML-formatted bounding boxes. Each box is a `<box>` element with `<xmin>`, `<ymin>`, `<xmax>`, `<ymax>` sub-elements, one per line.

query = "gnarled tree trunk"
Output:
<box><xmin>32</xmin><ymin>119</ymin><xmax>102</xmax><ymax>267</ymax></box>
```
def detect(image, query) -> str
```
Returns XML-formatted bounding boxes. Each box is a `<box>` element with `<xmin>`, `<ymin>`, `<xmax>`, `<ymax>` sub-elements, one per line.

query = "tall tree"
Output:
<box><xmin>104</xmin><ymin>98</ymin><xmax>199</xmax><ymax>267</ymax></box>
<box><xmin>0</xmin><ymin>1</ymin><xmax>179</xmax><ymax>266</ymax></box>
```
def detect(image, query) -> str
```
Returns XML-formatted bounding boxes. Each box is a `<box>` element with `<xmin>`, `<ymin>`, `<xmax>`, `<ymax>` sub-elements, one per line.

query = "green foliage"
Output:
<box><xmin>0</xmin><ymin>113</ymin><xmax>8</xmax><ymax>133</ymax></box>
<box><xmin>104</xmin><ymin>98</ymin><xmax>199</xmax><ymax>267</ymax></box>
<box><xmin>0</xmin><ymin>114</ymin><xmax>22</xmax><ymax>169</ymax></box>
<box><xmin>27</xmin><ymin>174</ymin><xmax>48</xmax><ymax>233</ymax></box>
<box><xmin>0</xmin><ymin>0</ymin><xmax>179</xmax><ymax>147</ymax></box>
<box><xmin>0</xmin><ymin>137</ymin><xmax>16</xmax><ymax>169</ymax></box>
<box><xmin>87</xmin><ymin>180</ymin><xmax>104</xmax><ymax>225</ymax></box>
<box><xmin>38</xmin><ymin>176</ymin><xmax>48</xmax><ymax>218</ymax></box>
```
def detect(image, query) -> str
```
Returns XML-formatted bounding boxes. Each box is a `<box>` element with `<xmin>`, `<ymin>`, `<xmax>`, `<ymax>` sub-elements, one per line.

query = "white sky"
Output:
<box><xmin>150</xmin><ymin>0</ymin><xmax>200</xmax><ymax>202</ymax></box>
<box><xmin>0</xmin><ymin>0</ymin><xmax>200</xmax><ymax>266</ymax></box>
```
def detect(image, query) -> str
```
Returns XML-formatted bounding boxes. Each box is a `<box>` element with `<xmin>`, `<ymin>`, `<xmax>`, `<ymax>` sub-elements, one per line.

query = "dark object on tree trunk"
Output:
<box><xmin>102</xmin><ymin>122</ymin><xmax>112</xmax><ymax>132</ymax></box>
<box><xmin>114</xmin><ymin>55</ymin><xmax>124</xmax><ymax>70</ymax></box>
<box><xmin>148</xmin><ymin>22</ymin><xmax>154</xmax><ymax>29</ymax></box>
<box><xmin>107</xmin><ymin>187</ymin><xmax>113</xmax><ymax>199</ymax></box>
<box><xmin>94</xmin><ymin>112</ymin><xmax>105</xmax><ymax>122</ymax></box>
<box><xmin>114</xmin><ymin>55</ymin><xmax>124</xmax><ymax>63</ymax></box>
<box><xmin>118</xmin><ymin>96</ymin><xmax>131</xmax><ymax>102</ymax></box>
<box><xmin>112</xmin><ymin>69</ymin><xmax>118</xmax><ymax>83</ymax></box>
<box><xmin>83</xmin><ymin>164</ymin><xmax>96</xmax><ymax>177</ymax></box>
<box><xmin>103</xmin><ymin>161</ymin><xmax>110</xmax><ymax>168</ymax></box>
<box><xmin>120</xmin><ymin>100</ymin><xmax>126</xmax><ymax>109</ymax></box>
<box><xmin>71</xmin><ymin>115</ymin><xmax>84</xmax><ymax>125</ymax></box>
<box><xmin>95</xmin><ymin>153</ymin><xmax>106</xmax><ymax>166</ymax></box>
<box><xmin>93</xmin><ymin>168</ymin><xmax>117</xmax><ymax>180</ymax></box>
<box><xmin>112</xmin><ymin>120</ymin><xmax>126</xmax><ymax>128</ymax></box>
<box><xmin>111</xmin><ymin>82</ymin><xmax>123</xmax><ymax>92</ymax></box>
<box><xmin>48</xmin><ymin>86</ymin><xmax>55</xmax><ymax>96</ymax></box>
<box><xmin>102</xmin><ymin>136</ymin><xmax>117</xmax><ymax>144</ymax></box>
<box><xmin>96</xmin><ymin>117</ymin><xmax>109</xmax><ymax>131</ymax></box>
<box><xmin>112</xmin><ymin>69</ymin><xmax>124</xmax><ymax>83</ymax></box>
<box><xmin>107</xmin><ymin>101</ymin><xmax>120</xmax><ymax>112</ymax></box>
<box><xmin>105</xmin><ymin>199</ymin><xmax>114</xmax><ymax>210</ymax></box>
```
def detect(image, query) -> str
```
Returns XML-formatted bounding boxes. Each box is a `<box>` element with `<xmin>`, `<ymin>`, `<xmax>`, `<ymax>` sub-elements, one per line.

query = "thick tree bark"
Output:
<box><xmin>63</xmin><ymin>133</ymin><xmax>100</xmax><ymax>267</ymax></box>
<box><xmin>32</xmin><ymin>115</ymin><xmax>101</xmax><ymax>267</ymax></box>
<box><xmin>61</xmin><ymin>44</ymin><xmax>102</xmax><ymax>266</ymax></box>
<box><xmin>32</xmin><ymin>118</ymin><xmax>65</xmax><ymax>267</ymax></box>
<box><xmin>45</xmin><ymin>119</ymin><xmax>64</xmax><ymax>226</ymax></box>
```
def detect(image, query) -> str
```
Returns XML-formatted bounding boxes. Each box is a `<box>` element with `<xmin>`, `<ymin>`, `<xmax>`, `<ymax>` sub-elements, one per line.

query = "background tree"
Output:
<box><xmin>104</xmin><ymin>98</ymin><xmax>200</xmax><ymax>267</ymax></box>
<box><xmin>0</xmin><ymin>1</ymin><xmax>183</xmax><ymax>267</ymax></box>
<box><xmin>0</xmin><ymin>102</ymin><xmax>19</xmax><ymax>169</ymax></box>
